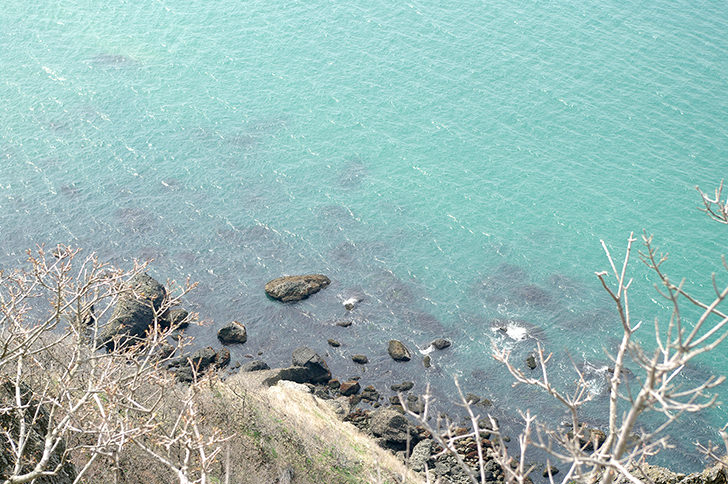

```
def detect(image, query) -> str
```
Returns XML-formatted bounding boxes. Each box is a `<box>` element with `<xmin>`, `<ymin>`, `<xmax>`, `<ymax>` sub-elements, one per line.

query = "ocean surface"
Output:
<box><xmin>2</xmin><ymin>0</ymin><xmax>728</xmax><ymax>472</ymax></box>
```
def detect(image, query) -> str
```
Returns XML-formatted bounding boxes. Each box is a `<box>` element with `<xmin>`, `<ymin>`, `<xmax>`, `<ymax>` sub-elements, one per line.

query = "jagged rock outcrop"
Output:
<box><xmin>98</xmin><ymin>273</ymin><xmax>168</xmax><ymax>349</ymax></box>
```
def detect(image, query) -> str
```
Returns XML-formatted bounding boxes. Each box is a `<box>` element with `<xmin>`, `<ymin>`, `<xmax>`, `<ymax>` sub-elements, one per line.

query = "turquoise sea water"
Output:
<box><xmin>2</xmin><ymin>0</ymin><xmax>728</xmax><ymax>471</ymax></box>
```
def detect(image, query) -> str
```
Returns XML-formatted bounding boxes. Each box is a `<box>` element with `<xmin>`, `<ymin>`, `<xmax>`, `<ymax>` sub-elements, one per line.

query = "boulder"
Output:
<box><xmin>98</xmin><ymin>273</ymin><xmax>168</xmax><ymax>349</ymax></box>
<box><xmin>391</xmin><ymin>381</ymin><xmax>414</xmax><ymax>392</ymax></box>
<box><xmin>410</xmin><ymin>439</ymin><xmax>433</xmax><ymax>472</ymax></box>
<box><xmin>241</xmin><ymin>360</ymin><xmax>269</xmax><ymax>372</ymax></box>
<box><xmin>261</xmin><ymin>367</ymin><xmax>313</xmax><ymax>387</ymax></box>
<box><xmin>168</xmin><ymin>346</ymin><xmax>230</xmax><ymax>382</ymax></box>
<box><xmin>340</xmin><ymin>381</ymin><xmax>361</xmax><ymax>396</ymax></box>
<box><xmin>387</xmin><ymin>340</ymin><xmax>411</xmax><ymax>362</ymax></box>
<box><xmin>168</xmin><ymin>308</ymin><xmax>189</xmax><ymax>329</ymax></box>
<box><xmin>216</xmin><ymin>347</ymin><xmax>231</xmax><ymax>367</ymax></box>
<box><xmin>352</xmin><ymin>354</ymin><xmax>368</xmax><ymax>364</ymax></box>
<box><xmin>217</xmin><ymin>321</ymin><xmax>247</xmax><ymax>344</ymax></box>
<box><xmin>526</xmin><ymin>354</ymin><xmax>537</xmax><ymax>370</ymax></box>
<box><xmin>265</xmin><ymin>274</ymin><xmax>331</xmax><ymax>302</ymax></box>
<box><xmin>292</xmin><ymin>346</ymin><xmax>331</xmax><ymax>384</ymax></box>
<box><xmin>370</xmin><ymin>407</ymin><xmax>419</xmax><ymax>450</ymax></box>
<box><xmin>431</xmin><ymin>338</ymin><xmax>452</xmax><ymax>350</ymax></box>
<box><xmin>360</xmin><ymin>385</ymin><xmax>379</xmax><ymax>402</ymax></box>
<box><xmin>327</xmin><ymin>339</ymin><xmax>341</xmax><ymax>347</ymax></box>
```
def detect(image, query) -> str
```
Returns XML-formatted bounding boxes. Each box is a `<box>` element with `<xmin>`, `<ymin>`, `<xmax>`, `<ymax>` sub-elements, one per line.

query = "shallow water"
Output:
<box><xmin>2</xmin><ymin>0</ymin><xmax>728</xmax><ymax>472</ymax></box>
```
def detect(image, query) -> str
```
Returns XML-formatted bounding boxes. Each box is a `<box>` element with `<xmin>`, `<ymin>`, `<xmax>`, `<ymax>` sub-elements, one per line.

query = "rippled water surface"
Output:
<box><xmin>2</xmin><ymin>0</ymin><xmax>728</xmax><ymax>471</ymax></box>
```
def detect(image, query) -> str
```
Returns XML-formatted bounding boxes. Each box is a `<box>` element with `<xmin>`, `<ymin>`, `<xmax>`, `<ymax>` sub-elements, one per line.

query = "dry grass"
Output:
<box><xmin>72</xmin><ymin>369</ymin><xmax>424</xmax><ymax>484</ymax></box>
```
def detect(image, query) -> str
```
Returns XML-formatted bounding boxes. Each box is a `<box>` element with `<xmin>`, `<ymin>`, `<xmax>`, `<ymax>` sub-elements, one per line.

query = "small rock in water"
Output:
<box><xmin>340</xmin><ymin>380</ymin><xmax>361</xmax><ymax>396</ymax></box>
<box><xmin>543</xmin><ymin>465</ymin><xmax>560</xmax><ymax>477</ymax></box>
<box><xmin>387</xmin><ymin>340</ymin><xmax>412</xmax><ymax>362</ymax></box>
<box><xmin>327</xmin><ymin>339</ymin><xmax>341</xmax><ymax>347</ymax></box>
<box><xmin>217</xmin><ymin>321</ymin><xmax>247</xmax><ymax>344</ymax></box>
<box><xmin>343</xmin><ymin>297</ymin><xmax>360</xmax><ymax>310</ymax></box>
<box><xmin>423</xmin><ymin>355</ymin><xmax>432</xmax><ymax>368</ymax></box>
<box><xmin>352</xmin><ymin>354</ymin><xmax>368</xmax><ymax>364</ymax></box>
<box><xmin>390</xmin><ymin>381</ymin><xmax>414</xmax><ymax>392</ymax></box>
<box><xmin>336</xmin><ymin>320</ymin><xmax>353</xmax><ymax>328</ymax></box>
<box><xmin>526</xmin><ymin>354</ymin><xmax>537</xmax><ymax>370</ymax></box>
<box><xmin>430</xmin><ymin>338</ymin><xmax>452</xmax><ymax>350</ymax></box>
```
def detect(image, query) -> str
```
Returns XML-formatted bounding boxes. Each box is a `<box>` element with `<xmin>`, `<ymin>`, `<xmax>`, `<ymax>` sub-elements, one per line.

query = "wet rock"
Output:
<box><xmin>423</xmin><ymin>355</ymin><xmax>432</xmax><ymax>368</ymax></box>
<box><xmin>168</xmin><ymin>308</ymin><xmax>189</xmax><ymax>329</ymax></box>
<box><xmin>340</xmin><ymin>381</ymin><xmax>361</xmax><ymax>396</ymax></box>
<box><xmin>98</xmin><ymin>273</ymin><xmax>169</xmax><ymax>349</ymax></box>
<box><xmin>543</xmin><ymin>465</ymin><xmax>559</xmax><ymax>477</ymax></box>
<box><xmin>291</xmin><ymin>346</ymin><xmax>331</xmax><ymax>384</ymax></box>
<box><xmin>216</xmin><ymin>347</ymin><xmax>231</xmax><ymax>367</ymax></box>
<box><xmin>265</xmin><ymin>274</ymin><xmax>330</xmax><ymax>302</ymax></box>
<box><xmin>328</xmin><ymin>379</ymin><xmax>341</xmax><ymax>390</ymax></box>
<box><xmin>360</xmin><ymin>385</ymin><xmax>379</xmax><ymax>402</ymax></box>
<box><xmin>327</xmin><ymin>339</ymin><xmax>341</xmax><ymax>347</ymax></box>
<box><xmin>352</xmin><ymin>354</ymin><xmax>368</xmax><ymax>364</ymax></box>
<box><xmin>240</xmin><ymin>360</ymin><xmax>269</xmax><ymax>372</ymax></box>
<box><xmin>526</xmin><ymin>354</ymin><xmax>537</xmax><ymax>370</ymax></box>
<box><xmin>335</xmin><ymin>320</ymin><xmax>353</xmax><ymax>328</ymax></box>
<box><xmin>388</xmin><ymin>340</ymin><xmax>411</xmax><ymax>362</ymax></box>
<box><xmin>391</xmin><ymin>381</ymin><xmax>414</xmax><ymax>392</ymax></box>
<box><xmin>343</xmin><ymin>297</ymin><xmax>361</xmax><ymax>310</ymax></box>
<box><xmin>217</xmin><ymin>321</ymin><xmax>247</xmax><ymax>344</ymax></box>
<box><xmin>406</xmin><ymin>394</ymin><xmax>425</xmax><ymax>414</ymax></box>
<box><xmin>431</xmin><ymin>338</ymin><xmax>452</xmax><ymax>350</ymax></box>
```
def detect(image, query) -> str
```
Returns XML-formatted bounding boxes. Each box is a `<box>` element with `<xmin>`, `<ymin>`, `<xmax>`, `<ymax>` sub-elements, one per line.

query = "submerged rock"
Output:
<box><xmin>387</xmin><ymin>340</ymin><xmax>411</xmax><ymax>362</ymax></box>
<box><xmin>264</xmin><ymin>274</ymin><xmax>331</xmax><ymax>302</ymax></box>
<box><xmin>217</xmin><ymin>321</ymin><xmax>247</xmax><ymax>344</ymax></box>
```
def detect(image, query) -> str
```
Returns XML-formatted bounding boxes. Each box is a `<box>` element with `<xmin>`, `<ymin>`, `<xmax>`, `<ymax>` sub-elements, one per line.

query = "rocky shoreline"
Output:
<box><xmin>101</xmin><ymin>271</ymin><xmax>728</xmax><ymax>484</ymax></box>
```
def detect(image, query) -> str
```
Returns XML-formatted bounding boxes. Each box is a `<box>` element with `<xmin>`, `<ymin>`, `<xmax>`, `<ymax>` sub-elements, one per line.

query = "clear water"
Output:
<box><xmin>2</xmin><ymin>0</ymin><xmax>728</xmax><ymax>472</ymax></box>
